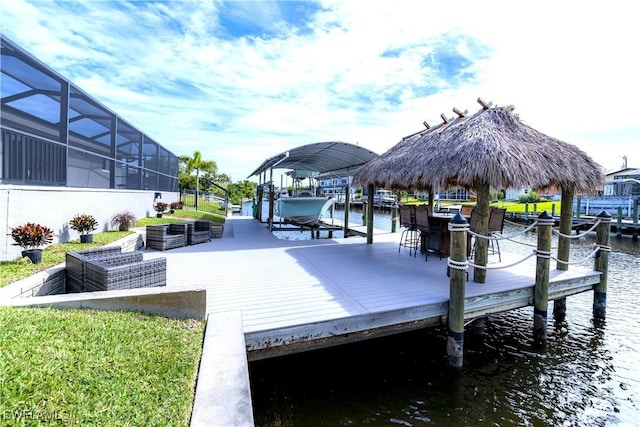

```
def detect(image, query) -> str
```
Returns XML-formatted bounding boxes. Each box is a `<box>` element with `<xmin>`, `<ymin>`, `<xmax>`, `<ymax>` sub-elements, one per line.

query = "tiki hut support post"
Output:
<box><xmin>428</xmin><ymin>186</ymin><xmax>435</xmax><ymax>212</ymax></box>
<box><xmin>447</xmin><ymin>213</ymin><xmax>469</xmax><ymax>368</ymax></box>
<box><xmin>533</xmin><ymin>211</ymin><xmax>554</xmax><ymax>346</ymax></box>
<box><xmin>366</xmin><ymin>184</ymin><xmax>375</xmax><ymax>244</ymax></box>
<box><xmin>473</xmin><ymin>180</ymin><xmax>491</xmax><ymax>283</ymax></box>
<box><xmin>554</xmin><ymin>187</ymin><xmax>574</xmax><ymax>320</ymax></box>
<box><xmin>343</xmin><ymin>184</ymin><xmax>351</xmax><ymax>238</ymax></box>
<box><xmin>593</xmin><ymin>211</ymin><xmax>612</xmax><ymax>320</ymax></box>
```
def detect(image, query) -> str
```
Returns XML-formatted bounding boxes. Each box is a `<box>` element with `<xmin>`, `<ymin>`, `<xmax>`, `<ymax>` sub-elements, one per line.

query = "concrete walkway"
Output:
<box><xmin>190</xmin><ymin>311</ymin><xmax>254</xmax><ymax>427</ymax></box>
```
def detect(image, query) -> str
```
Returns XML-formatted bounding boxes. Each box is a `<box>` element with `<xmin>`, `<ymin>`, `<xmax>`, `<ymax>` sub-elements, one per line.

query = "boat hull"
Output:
<box><xmin>274</xmin><ymin>197</ymin><xmax>335</xmax><ymax>227</ymax></box>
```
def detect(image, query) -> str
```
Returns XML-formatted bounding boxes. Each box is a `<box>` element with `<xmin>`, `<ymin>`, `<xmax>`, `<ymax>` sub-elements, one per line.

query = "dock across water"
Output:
<box><xmin>143</xmin><ymin>216</ymin><xmax>601</xmax><ymax>360</ymax></box>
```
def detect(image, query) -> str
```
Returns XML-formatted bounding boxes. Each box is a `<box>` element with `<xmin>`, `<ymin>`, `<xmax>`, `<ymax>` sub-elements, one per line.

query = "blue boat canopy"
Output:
<box><xmin>248</xmin><ymin>141</ymin><xmax>379</xmax><ymax>179</ymax></box>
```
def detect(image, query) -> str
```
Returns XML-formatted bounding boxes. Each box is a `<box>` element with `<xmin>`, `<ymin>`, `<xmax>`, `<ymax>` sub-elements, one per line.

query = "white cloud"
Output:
<box><xmin>2</xmin><ymin>0</ymin><xmax>638</xmax><ymax>182</ymax></box>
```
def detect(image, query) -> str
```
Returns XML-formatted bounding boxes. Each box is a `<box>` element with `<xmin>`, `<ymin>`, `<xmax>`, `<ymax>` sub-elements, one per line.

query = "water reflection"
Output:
<box><xmin>249</xmin><ymin>207</ymin><xmax>640</xmax><ymax>426</ymax></box>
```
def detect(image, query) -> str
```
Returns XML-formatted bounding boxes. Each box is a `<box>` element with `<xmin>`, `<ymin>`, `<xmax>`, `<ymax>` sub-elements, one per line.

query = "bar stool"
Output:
<box><xmin>415</xmin><ymin>204</ymin><xmax>431</xmax><ymax>261</ymax></box>
<box><xmin>398</xmin><ymin>205</ymin><xmax>420</xmax><ymax>256</ymax></box>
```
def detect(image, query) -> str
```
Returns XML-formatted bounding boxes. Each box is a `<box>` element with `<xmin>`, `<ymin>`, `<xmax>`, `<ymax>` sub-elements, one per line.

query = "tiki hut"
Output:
<box><xmin>353</xmin><ymin>99</ymin><xmax>605</xmax><ymax>283</ymax></box>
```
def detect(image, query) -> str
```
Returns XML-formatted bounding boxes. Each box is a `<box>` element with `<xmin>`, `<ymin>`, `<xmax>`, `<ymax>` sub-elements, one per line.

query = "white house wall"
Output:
<box><xmin>1</xmin><ymin>185</ymin><xmax>178</xmax><ymax>261</ymax></box>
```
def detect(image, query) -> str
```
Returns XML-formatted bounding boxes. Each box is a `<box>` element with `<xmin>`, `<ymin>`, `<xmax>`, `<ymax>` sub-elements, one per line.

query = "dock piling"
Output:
<box><xmin>533</xmin><ymin>211</ymin><xmax>554</xmax><ymax>346</ymax></box>
<box><xmin>343</xmin><ymin>185</ymin><xmax>351</xmax><ymax>237</ymax></box>
<box><xmin>366</xmin><ymin>184</ymin><xmax>374</xmax><ymax>244</ymax></box>
<box><xmin>554</xmin><ymin>188</ymin><xmax>574</xmax><ymax>320</ymax></box>
<box><xmin>593</xmin><ymin>211</ymin><xmax>612</xmax><ymax>320</ymax></box>
<box><xmin>634</xmin><ymin>197</ymin><xmax>639</xmax><ymax>241</ymax></box>
<box><xmin>616</xmin><ymin>206</ymin><xmax>623</xmax><ymax>238</ymax></box>
<box><xmin>447</xmin><ymin>213</ymin><xmax>469</xmax><ymax>368</ymax></box>
<box><xmin>553</xmin><ymin>299</ymin><xmax>567</xmax><ymax>321</ymax></box>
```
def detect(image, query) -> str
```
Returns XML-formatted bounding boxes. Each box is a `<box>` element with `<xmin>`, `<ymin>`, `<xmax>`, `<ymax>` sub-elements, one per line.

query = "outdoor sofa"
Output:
<box><xmin>186</xmin><ymin>220</ymin><xmax>212</xmax><ymax>245</ymax></box>
<box><xmin>146</xmin><ymin>223</ymin><xmax>187</xmax><ymax>251</ymax></box>
<box><xmin>83</xmin><ymin>252</ymin><xmax>166</xmax><ymax>292</ymax></box>
<box><xmin>65</xmin><ymin>246</ymin><xmax>166</xmax><ymax>293</ymax></box>
<box><xmin>65</xmin><ymin>246</ymin><xmax>123</xmax><ymax>293</ymax></box>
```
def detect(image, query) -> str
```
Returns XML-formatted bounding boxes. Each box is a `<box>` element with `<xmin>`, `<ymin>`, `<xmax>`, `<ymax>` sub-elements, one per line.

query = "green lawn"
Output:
<box><xmin>489</xmin><ymin>200</ymin><xmax>561</xmax><ymax>214</ymax></box>
<box><xmin>398</xmin><ymin>197</ymin><xmax>562</xmax><ymax>216</ymax></box>
<box><xmin>0</xmin><ymin>307</ymin><xmax>204</xmax><ymax>426</ymax></box>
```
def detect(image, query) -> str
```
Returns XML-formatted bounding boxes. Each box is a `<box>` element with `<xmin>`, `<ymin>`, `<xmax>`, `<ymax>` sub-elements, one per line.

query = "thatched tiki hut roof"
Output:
<box><xmin>353</xmin><ymin>100</ymin><xmax>605</xmax><ymax>283</ymax></box>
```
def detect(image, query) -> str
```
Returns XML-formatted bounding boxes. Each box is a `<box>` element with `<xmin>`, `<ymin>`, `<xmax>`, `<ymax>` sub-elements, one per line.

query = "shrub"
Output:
<box><xmin>170</xmin><ymin>201</ymin><xmax>184</xmax><ymax>210</ymax></box>
<box><xmin>110</xmin><ymin>211</ymin><xmax>137</xmax><ymax>231</ymax></box>
<box><xmin>10</xmin><ymin>223</ymin><xmax>54</xmax><ymax>250</ymax></box>
<box><xmin>69</xmin><ymin>213</ymin><xmax>98</xmax><ymax>235</ymax></box>
<box><xmin>518</xmin><ymin>190</ymin><xmax>542</xmax><ymax>204</ymax></box>
<box><xmin>154</xmin><ymin>202</ymin><xmax>168</xmax><ymax>213</ymax></box>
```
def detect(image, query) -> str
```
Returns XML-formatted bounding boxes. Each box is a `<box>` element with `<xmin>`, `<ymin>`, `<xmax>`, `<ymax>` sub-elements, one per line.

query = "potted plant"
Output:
<box><xmin>169</xmin><ymin>201</ymin><xmax>184</xmax><ymax>213</ymax></box>
<box><xmin>154</xmin><ymin>201</ymin><xmax>168</xmax><ymax>218</ymax></box>
<box><xmin>110</xmin><ymin>211</ymin><xmax>137</xmax><ymax>231</ymax></box>
<box><xmin>9</xmin><ymin>222</ymin><xmax>54</xmax><ymax>264</ymax></box>
<box><xmin>69</xmin><ymin>213</ymin><xmax>98</xmax><ymax>243</ymax></box>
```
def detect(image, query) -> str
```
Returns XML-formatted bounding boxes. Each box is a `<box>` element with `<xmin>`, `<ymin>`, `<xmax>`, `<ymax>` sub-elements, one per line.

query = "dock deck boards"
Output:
<box><xmin>143</xmin><ymin>216</ymin><xmax>601</xmax><ymax>359</ymax></box>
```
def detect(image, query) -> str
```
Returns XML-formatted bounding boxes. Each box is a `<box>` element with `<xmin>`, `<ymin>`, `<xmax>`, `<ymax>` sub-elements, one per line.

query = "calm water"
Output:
<box><xmin>244</xmin><ymin>205</ymin><xmax>640</xmax><ymax>426</ymax></box>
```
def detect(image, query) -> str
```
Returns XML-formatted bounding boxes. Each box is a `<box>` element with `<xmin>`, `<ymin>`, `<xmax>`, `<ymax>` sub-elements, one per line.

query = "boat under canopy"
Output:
<box><xmin>274</xmin><ymin>197</ymin><xmax>335</xmax><ymax>227</ymax></box>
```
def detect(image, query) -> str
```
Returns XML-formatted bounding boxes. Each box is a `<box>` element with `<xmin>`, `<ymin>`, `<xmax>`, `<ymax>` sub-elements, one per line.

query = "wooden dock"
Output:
<box><xmin>143</xmin><ymin>216</ymin><xmax>601</xmax><ymax>361</ymax></box>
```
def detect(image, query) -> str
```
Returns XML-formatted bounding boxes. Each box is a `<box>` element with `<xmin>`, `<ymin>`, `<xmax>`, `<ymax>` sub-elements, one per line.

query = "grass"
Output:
<box><xmin>1</xmin><ymin>209</ymin><xmax>226</xmax><ymax>288</ymax></box>
<box><xmin>397</xmin><ymin>197</ymin><xmax>563</xmax><ymax>215</ymax></box>
<box><xmin>135</xmin><ymin>209</ymin><xmax>226</xmax><ymax>228</ymax></box>
<box><xmin>0</xmin><ymin>307</ymin><xmax>204</xmax><ymax>426</ymax></box>
<box><xmin>489</xmin><ymin>200</ymin><xmax>562</xmax><ymax>214</ymax></box>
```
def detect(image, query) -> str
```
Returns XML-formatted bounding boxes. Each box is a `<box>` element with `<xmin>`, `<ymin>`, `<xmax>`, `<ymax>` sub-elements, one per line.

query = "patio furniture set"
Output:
<box><xmin>145</xmin><ymin>220</ymin><xmax>214</xmax><ymax>251</ymax></box>
<box><xmin>398</xmin><ymin>205</ymin><xmax>506</xmax><ymax>260</ymax></box>
<box><xmin>63</xmin><ymin>220</ymin><xmax>218</xmax><ymax>294</ymax></box>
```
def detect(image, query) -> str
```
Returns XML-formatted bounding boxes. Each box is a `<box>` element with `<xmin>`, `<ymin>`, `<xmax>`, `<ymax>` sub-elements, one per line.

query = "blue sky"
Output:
<box><xmin>2</xmin><ymin>0</ymin><xmax>639</xmax><ymax>182</ymax></box>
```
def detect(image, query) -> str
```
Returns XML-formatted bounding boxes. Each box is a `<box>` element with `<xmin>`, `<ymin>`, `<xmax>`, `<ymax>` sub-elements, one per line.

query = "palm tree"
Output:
<box><xmin>182</xmin><ymin>151</ymin><xmax>217</xmax><ymax>211</ymax></box>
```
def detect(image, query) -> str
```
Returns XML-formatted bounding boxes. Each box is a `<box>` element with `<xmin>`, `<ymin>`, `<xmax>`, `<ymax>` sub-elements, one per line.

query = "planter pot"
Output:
<box><xmin>156</xmin><ymin>213</ymin><xmax>163</xmax><ymax>218</ymax></box>
<box><xmin>80</xmin><ymin>234</ymin><xmax>93</xmax><ymax>243</ymax></box>
<box><xmin>22</xmin><ymin>249</ymin><xmax>43</xmax><ymax>264</ymax></box>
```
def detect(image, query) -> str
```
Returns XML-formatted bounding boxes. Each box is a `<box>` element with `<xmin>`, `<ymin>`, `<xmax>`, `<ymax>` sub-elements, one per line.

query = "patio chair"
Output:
<box><xmin>414</xmin><ymin>204</ymin><xmax>431</xmax><ymax>261</ymax></box>
<box><xmin>399</xmin><ymin>205</ymin><xmax>418</xmax><ymax>255</ymax></box>
<box><xmin>186</xmin><ymin>220</ymin><xmax>212</xmax><ymax>245</ymax></box>
<box><xmin>460</xmin><ymin>205</ymin><xmax>474</xmax><ymax>217</ymax></box>
<box><xmin>488</xmin><ymin>208</ymin><xmax>507</xmax><ymax>261</ymax></box>
<box><xmin>146</xmin><ymin>223</ymin><xmax>187</xmax><ymax>251</ymax></box>
<box><xmin>469</xmin><ymin>207</ymin><xmax>506</xmax><ymax>261</ymax></box>
<box><xmin>398</xmin><ymin>205</ymin><xmax>419</xmax><ymax>256</ymax></box>
<box><xmin>65</xmin><ymin>246</ymin><xmax>123</xmax><ymax>293</ymax></box>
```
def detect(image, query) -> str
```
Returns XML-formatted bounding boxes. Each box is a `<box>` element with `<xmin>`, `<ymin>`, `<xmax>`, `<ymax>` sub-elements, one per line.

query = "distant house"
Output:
<box><xmin>317</xmin><ymin>175</ymin><xmax>352</xmax><ymax>197</ymax></box>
